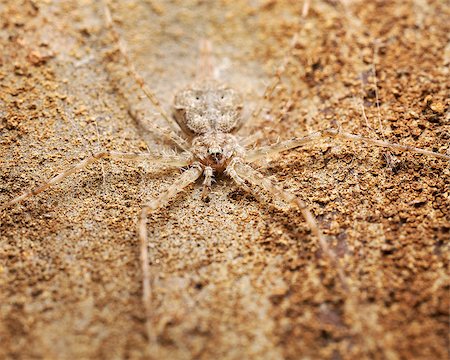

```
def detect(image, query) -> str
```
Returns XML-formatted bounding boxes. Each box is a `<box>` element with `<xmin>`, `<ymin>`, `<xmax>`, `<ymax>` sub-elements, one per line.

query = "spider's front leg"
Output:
<box><xmin>245</xmin><ymin>128</ymin><xmax>450</xmax><ymax>162</ymax></box>
<box><xmin>2</xmin><ymin>151</ymin><xmax>191</xmax><ymax>211</ymax></box>
<box><xmin>138</xmin><ymin>164</ymin><xmax>203</xmax><ymax>344</ymax></box>
<box><xmin>201</xmin><ymin>166</ymin><xmax>214</xmax><ymax>201</ymax></box>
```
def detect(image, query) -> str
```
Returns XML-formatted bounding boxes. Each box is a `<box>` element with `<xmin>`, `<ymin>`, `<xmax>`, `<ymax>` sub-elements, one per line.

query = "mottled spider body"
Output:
<box><xmin>173</xmin><ymin>82</ymin><xmax>243</xmax><ymax>136</ymax></box>
<box><xmin>173</xmin><ymin>82</ymin><xmax>245</xmax><ymax>172</ymax></box>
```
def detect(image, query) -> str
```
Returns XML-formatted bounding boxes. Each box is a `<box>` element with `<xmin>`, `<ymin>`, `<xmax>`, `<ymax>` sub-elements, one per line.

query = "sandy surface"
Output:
<box><xmin>1</xmin><ymin>1</ymin><xmax>449</xmax><ymax>359</ymax></box>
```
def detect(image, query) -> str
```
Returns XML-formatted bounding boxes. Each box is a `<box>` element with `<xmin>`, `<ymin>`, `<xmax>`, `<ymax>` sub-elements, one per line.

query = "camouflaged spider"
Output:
<box><xmin>3</xmin><ymin>1</ymin><xmax>449</xmax><ymax>345</ymax></box>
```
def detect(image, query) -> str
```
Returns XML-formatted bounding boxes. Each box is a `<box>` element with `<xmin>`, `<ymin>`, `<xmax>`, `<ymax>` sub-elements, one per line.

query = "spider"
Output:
<box><xmin>2</xmin><ymin>0</ymin><xmax>449</xmax><ymax>350</ymax></box>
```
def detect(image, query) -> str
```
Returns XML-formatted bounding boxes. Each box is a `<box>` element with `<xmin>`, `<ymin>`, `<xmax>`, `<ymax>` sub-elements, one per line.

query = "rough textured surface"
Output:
<box><xmin>0</xmin><ymin>1</ymin><xmax>449</xmax><ymax>359</ymax></box>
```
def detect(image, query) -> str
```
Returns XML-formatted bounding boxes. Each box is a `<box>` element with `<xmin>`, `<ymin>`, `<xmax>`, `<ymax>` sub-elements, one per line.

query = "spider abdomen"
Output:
<box><xmin>173</xmin><ymin>82</ymin><xmax>243</xmax><ymax>136</ymax></box>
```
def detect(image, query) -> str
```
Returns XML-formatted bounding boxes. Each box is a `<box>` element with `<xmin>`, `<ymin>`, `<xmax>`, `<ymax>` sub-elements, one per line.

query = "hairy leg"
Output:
<box><xmin>202</xmin><ymin>166</ymin><xmax>214</xmax><ymax>200</ymax></box>
<box><xmin>245</xmin><ymin>128</ymin><xmax>450</xmax><ymax>162</ymax></box>
<box><xmin>102</xmin><ymin>1</ymin><xmax>184</xmax><ymax>136</ymax></box>
<box><xmin>227</xmin><ymin>159</ymin><xmax>349</xmax><ymax>290</ymax></box>
<box><xmin>245</xmin><ymin>131</ymin><xmax>322</xmax><ymax>162</ymax></box>
<box><xmin>196</xmin><ymin>38</ymin><xmax>214</xmax><ymax>81</ymax></box>
<box><xmin>2</xmin><ymin>151</ymin><xmax>191</xmax><ymax>210</ymax></box>
<box><xmin>138</xmin><ymin>164</ymin><xmax>203</xmax><ymax>344</ymax></box>
<box><xmin>229</xmin><ymin>159</ymin><xmax>401</xmax><ymax>357</ymax></box>
<box><xmin>127</xmin><ymin>107</ymin><xmax>190</xmax><ymax>151</ymax></box>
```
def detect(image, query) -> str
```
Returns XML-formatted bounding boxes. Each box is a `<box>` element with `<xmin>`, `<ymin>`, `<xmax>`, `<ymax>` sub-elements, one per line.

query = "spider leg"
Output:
<box><xmin>196</xmin><ymin>38</ymin><xmax>214</xmax><ymax>81</ymax></box>
<box><xmin>138</xmin><ymin>164</ymin><xmax>203</xmax><ymax>344</ymax></box>
<box><xmin>201</xmin><ymin>166</ymin><xmax>214</xmax><ymax>201</ymax></box>
<box><xmin>128</xmin><ymin>107</ymin><xmax>190</xmax><ymax>152</ymax></box>
<box><xmin>228</xmin><ymin>159</ymin><xmax>398</xmax><ymax>355</ymax></box>
<box><xmin>327</xmin><ymin>129</ymin><xmax>450</xmax><ymax>160</ymax></box>
<box><xmin>227</xmin><ymin>159</ymin><xmax>349</xmax><ymax>291</ymax></box>
<box><xmin>245</xmin><ymin>131</ymin><xmax>322</xmax><ymax>162</ymax></box>
<box><xmin>241</xmin><ymin>130</ymin><xmax>264</xmax><ymax>147</ymax></box>
<box><xmin>246</xmin><ymin>128</ymin><xmax>450</xmax><ymax>162</ymax></box>
<box><xmin>2</xmin><ymin>151</ymin><xmax>192</xmax><ymax>210</ymax></box>
<box><xmin>102</xmin><ymin>1</ymin><xmax>183</xmax><ymax>135</ymax></box>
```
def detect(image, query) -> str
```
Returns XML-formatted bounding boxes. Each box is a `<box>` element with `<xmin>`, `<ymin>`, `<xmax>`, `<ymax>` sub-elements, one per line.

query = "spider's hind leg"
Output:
<box><xmin>227</xmin><ymin>159</ymin><xmax>349</xmax><ymax>291</ymax></box>
<box><xmin>227</xmin><ymin>158</ymin><xmax>396</xmax><ymax>357</ymax></box>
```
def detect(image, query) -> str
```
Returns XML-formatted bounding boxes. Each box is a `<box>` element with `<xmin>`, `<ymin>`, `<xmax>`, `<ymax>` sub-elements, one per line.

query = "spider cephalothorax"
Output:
<box><xmin>173</xmin><ymin>82</ymin><xmax>245</xmax><ymax>172</ymax></box>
